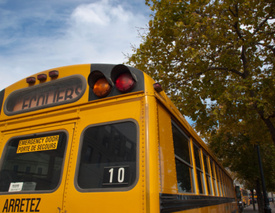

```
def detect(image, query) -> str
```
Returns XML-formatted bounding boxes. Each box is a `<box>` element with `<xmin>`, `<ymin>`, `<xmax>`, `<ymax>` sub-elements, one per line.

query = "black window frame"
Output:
<box><xmin>75</xmin><ymin>119</ymin><xmax>139</xmax><ymax>192</ymax></box>
<box><xmin>172</xmin><ymin>121</ymin><xmax>194</xmax><ymax>194</ymax></box>
<box><xmin>210</xmin><ymin>158</ymin><xmax>218</xmax><ymax>196</ymax></box>
<box><xmin>193</xmin><ymin>143</ymin><xmax>205</xmax><ymax>194</ymax></box>
<box><xmin>203</xmin><ymin>152</ymin><xmax>213</xmax><ymax>195</ymax></box>
<box><xmin>0</xmin><ymin>130</ymin><xmax>68</xmax><ymax>194</ymax></box>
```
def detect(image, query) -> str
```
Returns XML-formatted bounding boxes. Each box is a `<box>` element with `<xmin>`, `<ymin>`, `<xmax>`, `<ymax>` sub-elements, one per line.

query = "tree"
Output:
<box><xmin>209</xmin><ymin>123</ymin><xmax>275</xmax><ymax>212</ymax></box>
<box><xmin>127</xmin><ymin>0</ymin><xmax>275</xmax><ymax>147</ymax></box>
<box><xmin>209</xmin><ymin>123</ymin><xmax>275</xmax><ymax>193</ymax></box>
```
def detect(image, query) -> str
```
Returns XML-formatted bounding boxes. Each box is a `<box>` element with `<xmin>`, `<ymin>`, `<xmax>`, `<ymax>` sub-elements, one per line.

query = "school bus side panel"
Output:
<box><xmin>62</xmin><ymin>97</ymin><xmax>147</xmax><ymax>212</ymax></box>
<box><xmin>144</xmin><ymin>95</ymin><xmax>161</xmax><ymax>213</ymax></box>
<box><xmin>157</xmin><ymin>103</ymin><xmax>178</xmax><ymax>195</ymax></box>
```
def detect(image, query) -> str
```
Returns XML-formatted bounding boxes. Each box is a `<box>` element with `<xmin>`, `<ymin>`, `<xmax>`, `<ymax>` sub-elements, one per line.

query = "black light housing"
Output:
<box><xmin>88</xmin><ymin>64</ymin><xmax>144</xmax><ymax>101</ymax></box>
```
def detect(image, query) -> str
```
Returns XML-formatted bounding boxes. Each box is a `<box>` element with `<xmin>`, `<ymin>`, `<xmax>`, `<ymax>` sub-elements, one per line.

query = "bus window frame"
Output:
<box><xmin>203</xmin><ymin>152</ymin><xmax>213</xmax><ymax>195</ymax></box>
<box><xmin>74</xmin><ymin>119</ymin><xmax>140</xmax><ymax>193</ymax></box>
<box><xmin>0</xmin><ymin>89</ymin><xmax>4</xmax><ymax>115</ymax></box>
<box><xmin>171</xmin><ymin>120</ymin><xmax>195</xmax><ymax>194</ymax></box>
<box><xmin>192</xmin><ymin>142</ymin><xmax>206</xmax><ymax>194</ymax></box>
<box><xmin>4</xmin><ymin>75</ymin><xmax>87</xmax><ymax>116</ymax></box>
<box><xmin>210</xmin><ymin>158</ymin><xmax>218</xmax><ymax>196</ymax></box>
<box><xmin>0</xmin><ymin>130</ymin><xmax>69</xmax><ymax>194</ymax></box>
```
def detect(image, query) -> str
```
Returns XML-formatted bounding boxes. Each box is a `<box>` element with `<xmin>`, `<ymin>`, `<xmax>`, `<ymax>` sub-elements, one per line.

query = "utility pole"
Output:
<box><xmin>256</xmin><ymin>144</ymin><xmax>272</xmax><ymax>213</ymax></box>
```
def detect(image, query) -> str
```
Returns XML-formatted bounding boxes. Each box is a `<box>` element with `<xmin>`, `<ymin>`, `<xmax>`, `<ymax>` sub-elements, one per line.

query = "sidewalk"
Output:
<box><xmin>244</xmin><ymin>203</ymin><xmax>275</xmax><ymax>212</ymax></box>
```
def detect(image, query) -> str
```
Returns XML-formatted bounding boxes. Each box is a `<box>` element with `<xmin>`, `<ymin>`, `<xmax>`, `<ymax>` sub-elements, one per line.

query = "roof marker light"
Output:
<box><xmin>115</xmin><ymin>73</ymin><xmax>136</xmax><ymax>93</ymax></box>
<box><xmin>37</xmin><ymin>74</ymin><xmax>47</xmax><ymax>81</ymax></box>
<box><xmin>49</xmin><ymin>70</ymin><xmax>59</xmax><ymax>78</ymax></box>
<box><xmin>26</xmin><ymin>77</ymin><xmax>36</xmax><ymax>84</ymax></box>
<box><xmin>153</xmin><ymin>83</ymin><xmax>163</xmax><ymax>92</ymax></box>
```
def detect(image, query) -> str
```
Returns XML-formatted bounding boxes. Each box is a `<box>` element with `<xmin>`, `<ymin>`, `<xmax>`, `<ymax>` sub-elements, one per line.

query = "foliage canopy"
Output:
<box><xmin>128</xmin><ymin>0</ymin><xmax>275</xmax><ymax>147</ymax></box>
<box><xmin>127</xmin><ymin>0</ymin><xmax>275</xmax><ymax>190</ymax></box>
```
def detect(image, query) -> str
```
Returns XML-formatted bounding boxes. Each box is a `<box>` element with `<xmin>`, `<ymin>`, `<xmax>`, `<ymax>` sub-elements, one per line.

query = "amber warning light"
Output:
<box><xmin>93</xmin><ymin>78</ymin><xmax>111</xmax><ymax>98</ymax></box>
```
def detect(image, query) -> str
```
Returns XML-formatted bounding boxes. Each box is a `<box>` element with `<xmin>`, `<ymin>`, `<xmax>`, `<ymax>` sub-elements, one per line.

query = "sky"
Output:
<box><xmin>0</xmin><ymin>0</ymin><xmax>151</xmax><ymax>90</ymax></box>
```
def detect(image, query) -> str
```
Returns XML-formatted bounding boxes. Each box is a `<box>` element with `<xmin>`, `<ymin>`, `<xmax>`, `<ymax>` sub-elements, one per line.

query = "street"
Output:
<box><xmin>244</xmin><ymin>203</ymin><xmax>275</xmax><ymax>213</ymax></box>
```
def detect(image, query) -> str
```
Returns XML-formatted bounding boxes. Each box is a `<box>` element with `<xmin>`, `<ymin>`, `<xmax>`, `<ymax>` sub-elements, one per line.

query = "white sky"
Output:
<box><xmin>0</xmin><ymin>0</ymin><xmax>150</xmax><ymax>90</ymax></box>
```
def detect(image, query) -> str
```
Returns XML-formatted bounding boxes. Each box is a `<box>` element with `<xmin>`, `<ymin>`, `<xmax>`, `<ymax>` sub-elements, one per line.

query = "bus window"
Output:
<box><xmin>0</xmin><ymin>132</ymin><xmax>67</xmax><ymax>192</ymax></box>
<box><xmin>77</xmin><ymin>121</ymin><xmax>137</xmax><ymax>190</ymax></box>
<box><xmin>203</xmin><ymin>153</ymin><xmax>213</xmax><ymax>195</ymax></box>
<box><xmin>172</xmin><ymin>122</ymin><xmax>194</xmax><ymax>193</ymax></box>
<box><xmin>210</xmin><ymin>159</ymin><xmax>218</xmax><ymax>195</ymax></box>
<box><xmin>193</xmin><ymin>144</ymin><xmax>204</xmax><ymax>194</ymax></box>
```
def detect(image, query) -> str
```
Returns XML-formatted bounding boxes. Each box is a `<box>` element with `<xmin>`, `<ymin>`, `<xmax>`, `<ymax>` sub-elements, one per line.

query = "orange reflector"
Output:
<box><xmin>93</xmin><ymin>78</ymin><xmax>111</xmax><ymax>98</ymax></box>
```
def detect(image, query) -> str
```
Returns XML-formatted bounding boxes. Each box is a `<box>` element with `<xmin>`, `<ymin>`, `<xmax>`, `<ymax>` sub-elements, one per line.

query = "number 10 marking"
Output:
<box><xmin>109</xmin><ymin>167</ymin><xmax>125</xmax><ymax>183</ymax></box>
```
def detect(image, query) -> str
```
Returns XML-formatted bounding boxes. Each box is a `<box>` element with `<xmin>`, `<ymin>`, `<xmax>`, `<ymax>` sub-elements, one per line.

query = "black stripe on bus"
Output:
<box><xmin>0</xmin><ymin>89</ymin><xmax>4</xmax><ymax>115</ymax></box>
<box><xmin>160</xmin><ymin>193</ymin><xmax>236</xmax><ymax>212</ymax></box>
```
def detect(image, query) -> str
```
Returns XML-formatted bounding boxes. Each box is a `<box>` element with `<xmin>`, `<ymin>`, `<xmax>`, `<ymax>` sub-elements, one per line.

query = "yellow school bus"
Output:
<box><xmin>241</xmin><ymin>189</ymin><xmax>250</xmax><ymax>207</ymax></box>
<box><xmin>0</xmin><ymin>64</ymin><xmax>237</xmax><ymax>212</ymax></box>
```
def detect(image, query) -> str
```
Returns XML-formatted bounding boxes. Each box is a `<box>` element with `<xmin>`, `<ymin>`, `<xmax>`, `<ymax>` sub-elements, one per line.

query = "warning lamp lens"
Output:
<box><xmin>115</xmin><ymin>73</ymin><xmax>135</xmax><ymax>93</ymax></box>
<box><xmin>93</xmin><ymin>78</ymin><xmax>111</xmax><ymax>98</ymax></box>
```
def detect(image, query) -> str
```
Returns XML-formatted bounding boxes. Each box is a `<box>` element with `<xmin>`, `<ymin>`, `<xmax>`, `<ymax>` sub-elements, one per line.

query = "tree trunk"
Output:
<box><xmin>256</xmin><ymin>109</ymin><xmax>275</xmax><ymax>147</ymax></box>
<box><xmin>256</xmin><ymin>179</ymin><xmax>264</xmax><ymax>213</ymax></box>
<box><xmin>262</xmin><ymin>117</ymin><xmax>275</xmax><ymax>147</ymax></box>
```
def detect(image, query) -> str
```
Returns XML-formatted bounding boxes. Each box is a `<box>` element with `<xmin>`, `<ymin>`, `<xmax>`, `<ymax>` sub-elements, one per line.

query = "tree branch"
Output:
<box><xmin>241</xmin><ymin>45</ymin><xmax>249</xmax><ymax>79</ymax></box>
<box><xmin>230</xmin><ymin>3</ymin><xmax>244</xmax><ymax>42</ymax></box>
<box><xmin>253</xmin><ymin>103</ymin><xmax>275</xmax><ymax>147</ymax></box>
<box><xmin>206</xmin><ymin>67</ymin><xmax>245</xmax><ymax>77</ymax></box>
<box><xmin>257</xmin><ymin>42</ymin><xmax>275</xmax><ymax>56</ymax></box>
<box><xmin>253</xmin><ymin>15</ymin><xmax>270</xmax><ymax>36</ymax></box>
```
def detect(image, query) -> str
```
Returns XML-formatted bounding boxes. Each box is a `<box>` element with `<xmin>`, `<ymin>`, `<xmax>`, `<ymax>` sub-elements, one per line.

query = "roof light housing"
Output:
<box><xmin>88</xmin><ymin>64</ymin><xmax>143</xmax><ymax>101</ymax></box>
<box><xmin>26</xmin><ymin>77</ymin><xmax>36</xmax><ymax>84</ymax></box>
<box><xmin>153</xmin><ymin>83</ymin><xmax>163</xmax><ymax>93</ymax></box>
<box><xmin>37</xmin><ymin>74</ymin><xmax>47</xmax><ymax>81</ymax></box>
<box><xmin>49</xmin><ymin>70</ymin><xmax>59</xmax><ymax>78</ymax></box>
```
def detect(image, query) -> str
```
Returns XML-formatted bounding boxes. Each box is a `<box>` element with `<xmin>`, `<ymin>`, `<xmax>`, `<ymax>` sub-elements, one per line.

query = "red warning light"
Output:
<box><xmin>115</xmin><ymin>73</ymin><xmax>135</xmax><ymax>93</ymax></box>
